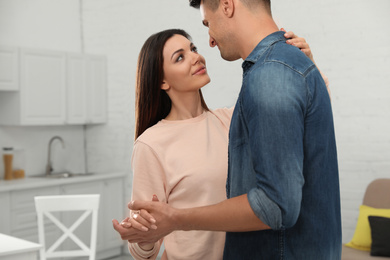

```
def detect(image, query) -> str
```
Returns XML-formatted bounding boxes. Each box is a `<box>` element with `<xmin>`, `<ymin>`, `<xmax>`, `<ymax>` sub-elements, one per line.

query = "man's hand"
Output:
<box><xmin>112</xmin><ymin>195</ymin><xmax>164</xmax><ymax>245</ymax></box>
<box><xmin>127</xmin><ymin>199</ymin><xmax>177</xmax><ymax>244</ymax></box>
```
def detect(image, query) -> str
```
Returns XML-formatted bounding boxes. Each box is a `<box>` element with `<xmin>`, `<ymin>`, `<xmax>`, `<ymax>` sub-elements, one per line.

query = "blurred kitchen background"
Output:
<box><xmin>0</xmin><ymin>0</ymin><xmax>389</xmax><ymax>259</ymax></box>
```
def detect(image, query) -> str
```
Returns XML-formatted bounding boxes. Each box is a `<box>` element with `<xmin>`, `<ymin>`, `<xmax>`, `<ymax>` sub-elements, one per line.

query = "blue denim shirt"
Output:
<box><xmin>223</xmin><ymin>31</ymin><xmax>342</xmax><ymax>259</ymax></box>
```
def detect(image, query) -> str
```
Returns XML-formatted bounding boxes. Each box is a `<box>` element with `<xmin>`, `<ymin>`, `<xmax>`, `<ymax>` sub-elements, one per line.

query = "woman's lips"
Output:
<box><xmin>193</xmin><ymin>67</ymin><xmax>207</xmax><ymax>75</ymax></box>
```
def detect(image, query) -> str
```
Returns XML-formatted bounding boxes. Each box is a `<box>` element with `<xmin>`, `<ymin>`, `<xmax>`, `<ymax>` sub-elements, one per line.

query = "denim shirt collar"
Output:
<box><xmin>242</xmin><ymin>31</ymin><xmax>286</xmax><ymax>72</ymax></box>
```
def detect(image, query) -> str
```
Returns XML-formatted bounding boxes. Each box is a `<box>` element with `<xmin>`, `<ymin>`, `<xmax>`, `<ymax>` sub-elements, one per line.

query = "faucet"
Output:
<box><xmin>46</xmin><ymin>136</ymin><xmax>65</xmax><ymax>176</ymax></box>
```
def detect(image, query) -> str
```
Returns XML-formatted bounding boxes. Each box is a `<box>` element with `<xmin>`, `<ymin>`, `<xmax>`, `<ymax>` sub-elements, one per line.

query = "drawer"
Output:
<box><xmin>12</xmin><ymin>224</ymin><xmax>61</xmax><ymax>245</ymax></box>
<box><xmin>11</xmin><ymin>207</ymin><xmax>60</xmax><ymax>231</ymax></box>
<box><xmin>11</xmin><ymin>186</ymin><xmax>60</xmax><ymax>210</ymax></box>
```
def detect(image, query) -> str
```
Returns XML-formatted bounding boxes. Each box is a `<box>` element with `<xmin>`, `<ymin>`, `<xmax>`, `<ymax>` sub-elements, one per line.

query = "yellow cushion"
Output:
<box><xmin>345</xmin><ymin>205</ymin><xmax>390</xmax><ymax>251</ymax></box>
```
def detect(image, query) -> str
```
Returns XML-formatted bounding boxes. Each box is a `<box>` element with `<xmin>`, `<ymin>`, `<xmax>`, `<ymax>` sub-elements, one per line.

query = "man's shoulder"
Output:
<box><xmin>257</xmin><ymin>42</ymin><xmax>315</xmax><ymax>76</ymax></box>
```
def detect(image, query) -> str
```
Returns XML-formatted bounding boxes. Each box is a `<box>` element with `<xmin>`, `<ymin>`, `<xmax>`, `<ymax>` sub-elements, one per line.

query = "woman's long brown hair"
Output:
<box><xmin>135</xmin><ymin>29</ymin><xmax>209</xmax><ymax>139</ymax></box>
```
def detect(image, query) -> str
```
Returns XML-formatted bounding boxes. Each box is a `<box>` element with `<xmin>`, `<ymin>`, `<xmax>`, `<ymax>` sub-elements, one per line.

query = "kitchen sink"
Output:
<box><xmin>31</xmin><ymin>172</ymin><xmax>94</xmax><ymax>178</ymax></box>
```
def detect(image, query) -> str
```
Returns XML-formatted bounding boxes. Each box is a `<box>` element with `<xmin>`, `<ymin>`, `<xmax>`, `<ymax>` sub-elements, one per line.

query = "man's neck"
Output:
<box><xmin>235</xmin><ymin>9</ymin><xmax>279</xmax><ymax>60</ymax></box>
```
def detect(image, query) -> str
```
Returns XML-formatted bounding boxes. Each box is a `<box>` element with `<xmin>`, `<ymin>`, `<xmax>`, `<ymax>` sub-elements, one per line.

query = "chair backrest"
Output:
<box><xmin>34</xmin><ymin>194</ymin><xmax>100</xmax><ymax>260</ymax></box>
<box><xmin>363</xmin><ymin>178</ymin><xmax>390</xmax><ymax>208</ymax></box>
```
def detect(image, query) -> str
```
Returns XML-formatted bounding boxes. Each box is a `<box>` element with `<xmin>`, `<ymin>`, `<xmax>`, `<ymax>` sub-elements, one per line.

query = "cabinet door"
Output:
<box><xmin>0</xmin><ymin>46</ymin><xmax>18</xmax><ymax>91</ymax></box>
<box><xmin>86</xmin><ymin>55</ymin><xmax>107</xmax><ymax>124</ymax></box>
<box><xmin>10</xmin><ymin>186</ymin><xmax>60</xmax><ymax>243</ymax></box>
<box><xmin>103</xmin><ymin>178</ymin><xmax>125</xmax><ymax>249</ymax></box>
<box><xmin>20</xmin><ymin>48</ymin><xmax>66</xmax><ymax>125</ymax></box>
<box><xmin>0</xmin><ymin>192</ymin><xmax>10</xmax><ymax>234</ymax></box>
<box><xmin>67</xmin><ymin>53</ymin><xmax>87</xmax><ymax>124</ymax></box>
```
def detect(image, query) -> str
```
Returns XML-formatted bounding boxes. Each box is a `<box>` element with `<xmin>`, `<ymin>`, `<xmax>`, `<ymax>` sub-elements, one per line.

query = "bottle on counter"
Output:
<box><xmin>12</xmin><ymin>148</ymin><xmax>25</xmax><ymax>179</ymax></box>
<box><xmin>3</xmin><ymin>147</ymin><xmax>13</xmax><ymax>180</ymax></box>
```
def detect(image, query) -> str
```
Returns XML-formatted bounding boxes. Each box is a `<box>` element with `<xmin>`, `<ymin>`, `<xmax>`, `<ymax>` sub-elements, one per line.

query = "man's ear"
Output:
<box><xmin>221</xmin><ymin>0</ymin><xmax>234</xmax><ymax>18</ymax></box>
<box><xmin>161</xmin><ymin>81</ymin><xmax>170</xmax><ymax>90</ymax></box>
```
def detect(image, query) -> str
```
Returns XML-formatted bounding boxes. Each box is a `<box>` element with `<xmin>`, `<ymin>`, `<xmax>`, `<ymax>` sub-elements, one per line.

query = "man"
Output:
<box><xmin>114</xmin><ymin>0</ymin><xmax>341</xmax><ymax>259</ymax></box>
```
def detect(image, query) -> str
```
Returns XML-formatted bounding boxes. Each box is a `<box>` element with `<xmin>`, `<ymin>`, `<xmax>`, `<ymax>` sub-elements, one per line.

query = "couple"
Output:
<box><xmin>113</xmin><ymin>0</ymin><xmax>341</xmax><ymax>259</ymax></box>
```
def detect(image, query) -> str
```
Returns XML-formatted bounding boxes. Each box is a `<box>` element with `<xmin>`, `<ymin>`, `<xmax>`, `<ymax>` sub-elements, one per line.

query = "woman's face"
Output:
<box><xmin>161</xmin><ymin>34</ymin><xmax>210</xmax><ymax>94</ymax></box>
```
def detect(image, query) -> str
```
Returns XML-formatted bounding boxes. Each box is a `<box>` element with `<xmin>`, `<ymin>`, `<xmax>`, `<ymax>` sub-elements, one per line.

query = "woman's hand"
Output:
<box><xmin>281</xmin><ymin>28</ymin><xmax>314</xmax><ymax>62</ymax></box>
<box><xmin>119</xmin><ymin>195</ymin><xmax>160</xmax><ymax>251</ymax></box>
<box><xmin>120</xmin><ymin>209</ymin><xmax>157</xmax><ymax>231</ymax></box>
<box><xmin>121</xmin><ymin>195</ymin><xmax>159</xmax><ymax>231</ymax></box>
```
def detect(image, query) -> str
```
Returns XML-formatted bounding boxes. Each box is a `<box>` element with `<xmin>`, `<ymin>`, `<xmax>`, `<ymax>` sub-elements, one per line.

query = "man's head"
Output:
<box><xmin>189</xmin><ymin>0</ymin><xmax>273</xmax><ymax>61</ymax></box>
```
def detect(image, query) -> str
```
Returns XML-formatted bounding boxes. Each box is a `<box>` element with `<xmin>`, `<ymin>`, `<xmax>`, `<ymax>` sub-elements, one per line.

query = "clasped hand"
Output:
<box><xmin>112</xmin><ymin>195</ymin><xmax>176</xmax><ymax>246</ymax></box>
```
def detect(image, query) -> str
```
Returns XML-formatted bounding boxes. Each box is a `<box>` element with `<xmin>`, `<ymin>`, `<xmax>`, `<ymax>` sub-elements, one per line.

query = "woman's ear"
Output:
<box><xmin>161</xmin><ymin>81</ymin><xmax>170</xmax><ymax>90</ymax></box>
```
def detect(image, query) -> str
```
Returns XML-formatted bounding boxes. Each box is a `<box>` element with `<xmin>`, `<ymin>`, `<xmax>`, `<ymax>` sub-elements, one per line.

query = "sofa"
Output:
<box><xmin>341</xmin><ymin>178</ymin><xmax>390</xmax><ymax>259</ymax></box>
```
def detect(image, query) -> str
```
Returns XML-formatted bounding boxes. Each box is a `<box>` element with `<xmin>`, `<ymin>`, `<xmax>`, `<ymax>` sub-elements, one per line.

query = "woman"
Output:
<box><xmin>118</xmin><ymin>29</ymin><xmax>328</xmax><ymax>260</ymax></box>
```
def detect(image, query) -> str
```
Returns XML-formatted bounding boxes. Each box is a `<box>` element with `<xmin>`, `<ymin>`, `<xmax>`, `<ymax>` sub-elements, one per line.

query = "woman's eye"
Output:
<box><xmin>192</xmin><ymin>46</ymin><xmax>198</xmax><ymax>53</ymax></box>
<box><xmin>176</xmin><ymin>55</ymin><xmax>183</xmax><ymax>62</ymax></box>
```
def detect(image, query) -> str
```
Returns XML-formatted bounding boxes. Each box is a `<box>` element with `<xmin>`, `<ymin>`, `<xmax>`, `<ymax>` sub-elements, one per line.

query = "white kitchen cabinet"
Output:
<box><xmin>101</xmin><ymin>178</ymin><xmax>125</xmax><ymax>250</ymax></box>
<box><xmin>67</xmin><ymin>53</ymin><xmax>87</xmax><ymax>124</ymax></box>
<box><xmin>9</xmin><ymin>186</ymin><xmax>61</xmax><ymax>246</ymax></box>
<box><xmin>0</xmin><ymin>48</ymin><xmax>67</xmax><ymax>125</ymax></box>
<box><xmin>86</xmin><ymin>55</ymin><xmax>107</xmax><ymax>124</ymax></box>
<box><xmin>0</xmin><ymin>46</ymin><xmax>19</xmax><ymax>91</ymax></box>
<box><xmin>67</xmin><ymin>54</ymin><xmax>107</xmax><ymax>124</ymax></box>
<box><xmin>0</xmin><ymin>46</ymin><xmax>107</xmax><ymax>125</ymax></box>
<box><xmin>0</xmin><ymin>192</ymin><xmax>10</xmax><ymax>235</ymax></box>
<box><xmin>0</xmin><ymin>173</ymin><xmax>126</xmax><ymax>260</ymax></box>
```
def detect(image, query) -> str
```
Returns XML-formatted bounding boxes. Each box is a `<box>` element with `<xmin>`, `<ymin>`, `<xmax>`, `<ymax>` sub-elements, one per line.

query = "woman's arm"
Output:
<box><xmin>114</xmin><ymin>141</ymin><xmax>167</xmax><ymax>260</ymax></box>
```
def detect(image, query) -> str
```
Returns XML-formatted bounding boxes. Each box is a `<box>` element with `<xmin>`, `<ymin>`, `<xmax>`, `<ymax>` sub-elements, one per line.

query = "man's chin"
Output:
<box><xmin>218</xmin><ymin>48</ymin><xmax>240</xmax><ymax>61</ymax></box>
<box><xmin>221</xmin><ymin>53</ymin><xmax>240</xmax><ymax>62</ymax></box>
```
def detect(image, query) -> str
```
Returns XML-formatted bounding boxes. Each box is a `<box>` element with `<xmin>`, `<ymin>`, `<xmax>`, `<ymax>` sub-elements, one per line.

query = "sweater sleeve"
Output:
<box><xmin>211</xmin><ymin>107</ymin><xmax>234</xmax><ymax>128</ymax></box>
<box><xmin>128</xmin><ymin>140</ymin><xmax>166</xmax><ymax>260</ymax></box>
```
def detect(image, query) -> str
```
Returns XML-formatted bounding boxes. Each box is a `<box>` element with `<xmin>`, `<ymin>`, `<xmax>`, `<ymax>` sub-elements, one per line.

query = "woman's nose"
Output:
<box><xmin>191</xmin><ymin>52</ymin><xmax>201</xmax><ymax>65</ymax></box>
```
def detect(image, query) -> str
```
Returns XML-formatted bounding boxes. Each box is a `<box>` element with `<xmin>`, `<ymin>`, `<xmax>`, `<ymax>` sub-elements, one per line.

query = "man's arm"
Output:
<box><xmin>176</xmin><ymin>194</ymin><xmax>270</xmax><ymax>232</ymax></box>
<box><xmin>126</xmin><ymin>194</ymin><xmax>270</xmax><ymax>244</ymax></box>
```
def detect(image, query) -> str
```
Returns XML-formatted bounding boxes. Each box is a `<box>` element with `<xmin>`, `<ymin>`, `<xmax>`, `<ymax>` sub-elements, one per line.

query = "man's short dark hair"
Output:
<box><xmin>189</xmin><ymin>0</ymin><xmax>219</xmax><ymax>11</ymax></box>
<box><xmin>189</xmin><ymin>0</ymin><xmax>201</xmax><ymax>9</ymax></box>
<box><xmin>189</xmin><ymin>0</ymin><xmax>271</xmax><ymax>13</ymax></box>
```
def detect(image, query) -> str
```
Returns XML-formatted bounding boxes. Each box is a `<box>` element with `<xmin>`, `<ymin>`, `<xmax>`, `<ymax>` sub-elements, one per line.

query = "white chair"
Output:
<box><xmin>34</xmin><ymin>194</ymin><xmax>100</xmax><ymax>260</ymax></box>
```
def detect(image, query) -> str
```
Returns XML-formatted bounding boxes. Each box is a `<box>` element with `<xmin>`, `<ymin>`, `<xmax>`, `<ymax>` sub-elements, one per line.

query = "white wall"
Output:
<box><xmin>271</xmin><ymin>0</ymin><xmax>390</xmax><ymax>242</ymax></box>
<box><xmin>0</xmin><ymin>0</ymin><xmax>81</xmax><ymax>51</ymax></box>
<box><xmin>0</xmin><ymin>0</ymin><xmax>86</xmax><ymax>176</ymax></box>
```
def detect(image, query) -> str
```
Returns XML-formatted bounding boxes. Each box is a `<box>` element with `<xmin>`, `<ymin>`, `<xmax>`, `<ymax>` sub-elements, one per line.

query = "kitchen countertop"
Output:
<box><xmin>0</xmin><ymin>171</ymin><xmax>127</xmax><ymax>192</ymax></box>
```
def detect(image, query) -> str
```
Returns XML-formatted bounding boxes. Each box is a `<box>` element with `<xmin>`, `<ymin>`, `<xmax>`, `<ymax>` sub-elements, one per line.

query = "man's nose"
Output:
<box><xmin>209</xmin><ymin>36</ymin><xmax>216</xmax><ymax>47</ymax></box>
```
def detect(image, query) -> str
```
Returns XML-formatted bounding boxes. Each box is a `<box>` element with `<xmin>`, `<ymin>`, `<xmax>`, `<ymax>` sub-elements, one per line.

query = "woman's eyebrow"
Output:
<box><xmin>171</xmin><ymin>43</ymin><xmax>194</xmax><ymax>60</ymax></box>
<box><xmin>171</xmin><ymin>48</ymin><xmax>184</xmax><ymax>60</ymax></box>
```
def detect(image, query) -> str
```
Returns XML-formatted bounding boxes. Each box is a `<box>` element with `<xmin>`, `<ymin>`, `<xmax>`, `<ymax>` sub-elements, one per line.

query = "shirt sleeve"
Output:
<box><xmin>128</xmin><ymin>140</ymin><xmax>166</xmax><ymax>259</ymax></box>
<box><xmin>243</xmin><ymin>63</ymin><xmax>307</xmax><ymax>230</ymax></box>
<box><xmin>318</xmin><ymin>68</ymin><xmax>331</xmax><ymax>99</ymax></box>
